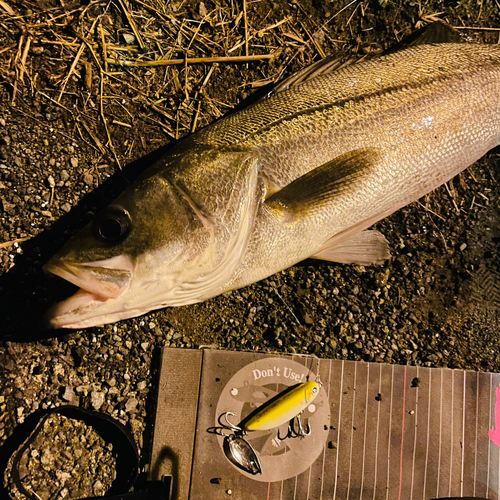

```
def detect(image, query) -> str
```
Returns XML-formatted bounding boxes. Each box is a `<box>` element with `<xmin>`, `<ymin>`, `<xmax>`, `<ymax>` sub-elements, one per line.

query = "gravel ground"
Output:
<box><xmin>6</xmin><ymin>412</ymin><xmax>117</xmax><ymax>500</ymax></box>
<box><xmin>1</xmin><ymin>1</ymin><xmax>500</xmax><ymax>498</ymax></box>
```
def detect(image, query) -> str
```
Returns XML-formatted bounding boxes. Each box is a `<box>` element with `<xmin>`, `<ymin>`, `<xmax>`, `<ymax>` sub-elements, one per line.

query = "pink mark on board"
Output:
<box><xmin>489</xmin><ymin>386</ymin><xmax>500</xmax><ymax>446</ymax></box>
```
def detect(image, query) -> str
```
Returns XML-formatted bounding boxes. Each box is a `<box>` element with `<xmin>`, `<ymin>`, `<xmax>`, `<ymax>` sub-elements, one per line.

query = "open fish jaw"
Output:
<box><xmin>45</xmin><ymin>255</ymin><xmax>134</xmax><ymax>299</ymax></box>
<box><xmin>44</xmin><ymin>255</ymin><xmax>135</xmax><ymax>328</ymax></box>
<box><xmin>45</xmin><ymin>289</ymin><xmax>110</xmax><ymax>329</ymax></box>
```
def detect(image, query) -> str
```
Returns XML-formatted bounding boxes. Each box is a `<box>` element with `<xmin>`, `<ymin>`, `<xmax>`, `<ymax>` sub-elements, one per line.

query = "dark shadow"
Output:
<box><xmin>150</xmin><ymin>446</ymin><xmax>179</xmax><ymax>500</ymax></box>
<box><xmin>138</xmin><ymin>345</ymin><xmax>165</xmax><ymax>476</ymax></box>
<box><xmin>0</xmin><ymin>141</ymin><xmax>178</xmax><ymax>343</ymax></box>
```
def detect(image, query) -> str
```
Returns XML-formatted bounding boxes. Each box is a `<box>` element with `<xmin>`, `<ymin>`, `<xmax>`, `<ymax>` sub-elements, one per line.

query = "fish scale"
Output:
<box><xmin>224</xmin><ymin>45</ymin><xmax>500</xmax><ymax>288</ymax></box>
<box><xmin>195</xmin><ymin>44</ymin><xmax>500</xmax><ymax>149</ymax></box>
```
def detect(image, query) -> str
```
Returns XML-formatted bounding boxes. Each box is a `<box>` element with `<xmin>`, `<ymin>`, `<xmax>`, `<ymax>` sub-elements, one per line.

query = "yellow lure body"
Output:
<box><xmin>244</xmin><ymin>381</ymin><xmax>320</xmax><ymax>432</ymax></box>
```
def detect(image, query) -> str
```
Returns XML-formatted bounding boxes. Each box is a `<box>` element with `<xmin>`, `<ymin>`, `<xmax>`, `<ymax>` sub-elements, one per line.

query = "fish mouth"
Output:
<box><xmin>43</xmin><ymin>255</ymin><xmax>134</xmax><ymax>328</ymax></box>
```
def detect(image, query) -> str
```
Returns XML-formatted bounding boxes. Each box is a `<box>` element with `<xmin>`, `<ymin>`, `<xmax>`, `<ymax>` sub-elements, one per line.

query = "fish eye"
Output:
<box><xmin>93</xmin><ymin>206</ymin><xmax>132</xmax><ymax>244</ymax></box>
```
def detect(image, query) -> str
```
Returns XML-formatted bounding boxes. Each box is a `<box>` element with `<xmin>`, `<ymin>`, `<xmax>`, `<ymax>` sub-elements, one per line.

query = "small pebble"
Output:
<box><xmin>83</xmin><ymin>172</ymin><xmax>93</xmax><ymax>185</ymax></box>
<box><xmin>91</xmin><ymin>391</ymin><xmax>105</xmax><ymax>410</ymax></box>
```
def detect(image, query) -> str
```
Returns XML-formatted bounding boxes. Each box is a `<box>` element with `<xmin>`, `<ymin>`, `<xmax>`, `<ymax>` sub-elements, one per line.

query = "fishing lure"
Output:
<box><xmin>243</xmin><ymin>380</ymin><xmax>321</xmax><ymax>432</ymax></box>
<box><xmin>219</xmin><ymin>380</ymin><xmax>321</xmax><ymax>474</ymax></box>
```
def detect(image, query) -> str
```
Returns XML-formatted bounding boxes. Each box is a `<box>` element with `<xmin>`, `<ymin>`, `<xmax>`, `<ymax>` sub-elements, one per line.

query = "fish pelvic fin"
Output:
<box><xmin>265</xmin><ymin>147</ymin><xmax>380</xmax><ymax>222</ymax></box>
<box><xmin>313</xmin><ymin>229</ymin><xmax>390</xmax><ymax>266</ymax></box>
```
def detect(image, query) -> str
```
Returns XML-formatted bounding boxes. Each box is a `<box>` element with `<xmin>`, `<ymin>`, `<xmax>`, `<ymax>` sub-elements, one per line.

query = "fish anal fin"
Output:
<box><xmin>313</xmin><ymin>229</ymin><xmax>390</xmax><ymax>266</ymax></box>
<box><xmin>265</xmin><ymin>148</ymin><xmax>381</xmax><ymax>221</ymax></box>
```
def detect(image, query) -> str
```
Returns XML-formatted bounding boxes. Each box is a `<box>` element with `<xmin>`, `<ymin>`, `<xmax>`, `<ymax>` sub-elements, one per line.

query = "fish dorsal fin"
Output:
<box><xmin>268</xmin><ymin>21</ymin><xmax>462</xmax><ymax>97</ymax></box>
<box><xmin>412</xmin><ymin>20</ymin><xmax>463</xmax><ymax>44</ymax></box>
<box><xmin>265</xmin><ymin>148</ymin><xmax>380</xmax><ymax>221</ymax></box>
<box><xmin>231</xmin><ymin>53</ymin><xmax>364</xmax><ymax>113</ymax></box>
<box><xmin>267</xmin><ymin>53</ymin><xmax>365</xmax><ymax>96</ymax></box>
<box><xmin>312</xmin><ymin>229</ymin><xmax>390</xmax><ymax>266</ymax></box>
<box><xmin>255</xmin><ymin>22</ymin><xmax>462</xmax><ymax>104</ymax></box>
<box><xmin>413</xmin><ymin>21</ymin><xmax>465</xmax><ymax>45</ymax></box>
<box><xmin>389</xmin><ymin>21</ymin><xmax>463</xmax><ymax>53</ymax></box>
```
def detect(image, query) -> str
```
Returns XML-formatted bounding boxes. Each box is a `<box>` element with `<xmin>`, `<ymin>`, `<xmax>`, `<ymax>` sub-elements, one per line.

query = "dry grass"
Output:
<box><xmin>0</xmin><ymin>0</ymin><xmax>369</xmax><ymax>171</ymax></box>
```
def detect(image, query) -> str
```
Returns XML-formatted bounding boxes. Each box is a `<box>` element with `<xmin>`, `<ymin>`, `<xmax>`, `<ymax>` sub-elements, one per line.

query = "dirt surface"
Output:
<box><xmin>1</xmin><ymin>0</ymin><xmax>500</xmax><ymax>497</ymax></box>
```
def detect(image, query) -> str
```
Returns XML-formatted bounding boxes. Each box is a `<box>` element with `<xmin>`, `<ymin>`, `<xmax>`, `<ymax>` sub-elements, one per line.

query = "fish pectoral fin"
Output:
<box><xmin>313</xmin><ymin>229</ymin><xmax>390</xmax><ymax>266</ymax></box>
<box><xmin>265</xmin><ymin>148</ymin><xmax>380</xmax><ymax>221</ymax></box>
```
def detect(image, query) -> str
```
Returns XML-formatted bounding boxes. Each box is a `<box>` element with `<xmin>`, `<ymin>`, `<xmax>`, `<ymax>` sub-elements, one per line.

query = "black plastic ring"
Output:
<box><xmin>0</xmin><ymin>405</ymin><xmax>139</xmax><ymax>500</ymax></box>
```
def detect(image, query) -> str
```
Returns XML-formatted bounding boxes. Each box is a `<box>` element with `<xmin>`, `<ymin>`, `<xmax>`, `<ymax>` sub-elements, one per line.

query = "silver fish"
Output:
<box><xmin>44</xmin><ymin>26</ymin><xmax>500</xmax><ymax>328</ymax></box>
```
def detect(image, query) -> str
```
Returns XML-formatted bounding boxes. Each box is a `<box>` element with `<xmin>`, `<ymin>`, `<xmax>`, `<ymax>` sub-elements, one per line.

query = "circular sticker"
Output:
<box><xmin>215</xmin><ymin>357</ymin><xmax>330</xmax><ymax>482</ymax></box>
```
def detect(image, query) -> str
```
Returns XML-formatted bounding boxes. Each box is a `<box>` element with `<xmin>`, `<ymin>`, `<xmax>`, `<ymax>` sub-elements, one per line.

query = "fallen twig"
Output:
<box><xmin>12</xmin><ymin>35</ymin><xmax>31</xmax><ymax>105</ymax></box>
<box><xmin>117</xmin><ymin>0</ymin><xmax>145</xmax><ymax>49</ymax></box>
<box><xmin>0</xmin><ymin>237</ymin><xmax>30</xmax><ymax>250</ymax></box>
<box><xmin>243</xmin><ymin>0</ymin><xmax>249</xmax><ymax>60</ymax></box>
<box><xmin>0</xmin><ymin>0</ymin><xmax>15</xmax><ymax>15</ymax></box>
<box><xmin>57</xmin><ymin>42</ymin><xmax>86</xmax><ymax>103</ymax></box>
<box><xmin>107</xmin><ymin>54</ymin><xmax>273</xmax><ymax>67</ymax></box>
<box><xmin>454</xmin><ymin>26</ymin><xmax>500</xmax><ymax>30</ymax></box>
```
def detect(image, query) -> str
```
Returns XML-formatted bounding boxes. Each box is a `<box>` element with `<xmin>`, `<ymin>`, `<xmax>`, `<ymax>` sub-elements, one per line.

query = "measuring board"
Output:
<box><xmin>148</xmin><ymin>348</ymin><xmax>500</xmax><ymax>500</ymax></box>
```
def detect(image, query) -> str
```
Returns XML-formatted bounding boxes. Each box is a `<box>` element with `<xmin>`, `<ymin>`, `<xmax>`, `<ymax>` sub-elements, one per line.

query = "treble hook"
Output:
<box><xmin>295</xmin><ymin>412</ymin><xmax>311</xmax><ymax>437</ymax></box>
<box><xmin>220</xmin><ymin>411</ymin><xmax>244</xmax><ymax>435</ymax></box>
<box><xmin>277</xmin><ymin>411</ymin><xmax>311</xmax><ymax>440</ymax></box>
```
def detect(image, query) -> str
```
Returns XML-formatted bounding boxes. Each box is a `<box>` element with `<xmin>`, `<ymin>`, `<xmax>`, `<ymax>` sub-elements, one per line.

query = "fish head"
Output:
<box><xmin>44</xmin><ymin>168</ymin><xmax>214</xmax><ymax>329</ymax></box>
